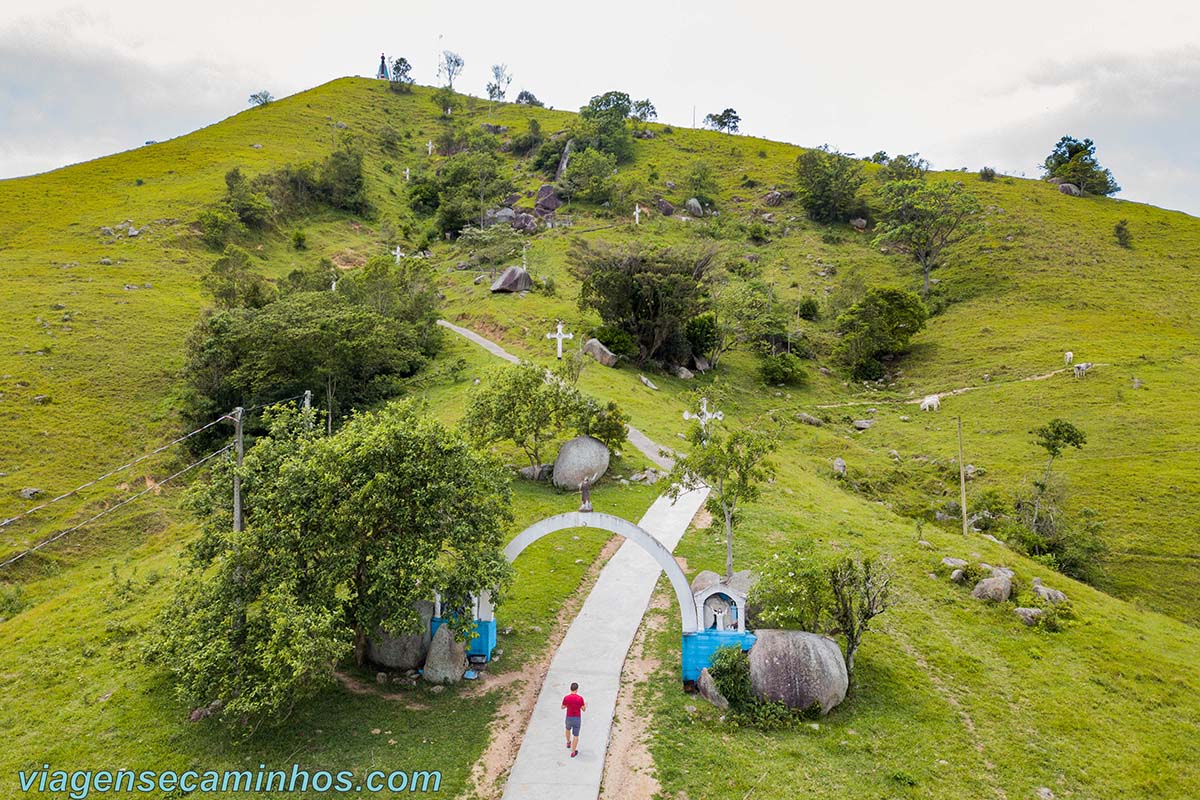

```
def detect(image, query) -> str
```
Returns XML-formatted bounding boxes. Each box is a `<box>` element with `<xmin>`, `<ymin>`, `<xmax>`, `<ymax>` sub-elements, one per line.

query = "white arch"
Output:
<box><xmin>500</xmin><ymin>511</ymin><xmax>699</xmax><ymax>634</ymax></box>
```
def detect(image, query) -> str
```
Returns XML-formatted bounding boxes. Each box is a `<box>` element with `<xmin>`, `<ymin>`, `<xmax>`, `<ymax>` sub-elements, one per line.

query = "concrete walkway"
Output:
<box><xmin>501</xmin><ymin>485</ymin><xmax>708</xmax><ymax>800</ymax></box>
<box><xmin>437</xmin><ymin>319</ymin><xmax>704</xmax><ymax>799</ymax></box>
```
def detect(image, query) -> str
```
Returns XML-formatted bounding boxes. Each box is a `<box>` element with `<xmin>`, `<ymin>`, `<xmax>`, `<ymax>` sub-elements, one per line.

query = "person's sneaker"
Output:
<box><xmin>571</xmin><ymin>750</ymin><xmax>578</xmax><ymax>758</ymax></box>
<box><xmin>566</xmin><ymin>741</ymin><xmax>571</xmax><ymax>749</ymax></box>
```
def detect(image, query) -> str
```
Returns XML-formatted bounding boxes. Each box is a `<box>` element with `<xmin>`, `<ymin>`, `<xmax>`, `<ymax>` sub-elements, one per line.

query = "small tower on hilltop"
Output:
<box><xmin>376</xmin><ymin>53</ymin><xmax>389</xmax><ymax>81</ymax></box>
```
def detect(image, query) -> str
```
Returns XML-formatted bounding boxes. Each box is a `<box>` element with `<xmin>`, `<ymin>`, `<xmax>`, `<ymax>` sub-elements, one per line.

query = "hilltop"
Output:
<box><xmin>0</xmin><ymin>76</ymin><xmax>1198</xmax><ymax>799</ymax></box>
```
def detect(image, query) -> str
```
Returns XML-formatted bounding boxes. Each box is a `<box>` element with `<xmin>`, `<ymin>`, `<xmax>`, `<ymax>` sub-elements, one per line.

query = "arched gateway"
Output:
<box><xmin>454</xmin><ymin>508</ymin><xmax>754</xmax><ymax>682</ymax></box>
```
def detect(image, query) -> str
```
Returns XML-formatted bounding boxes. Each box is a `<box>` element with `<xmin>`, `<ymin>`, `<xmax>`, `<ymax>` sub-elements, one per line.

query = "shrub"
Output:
<box><xmin>747</xmin><ymin>221</ymin><xmax>771</xmax><ymax>244</ymax></box>
<box><xmin>685</xmin><ymin>161</ymin><xmax>720</xmax><ymax>206</ymax></box>
<box><xmin>797</xmin><ymin>296</ymin><xmax>820</xmax><ymax>321</ymax></box>
<box><xmin>591</xmin><ymin>325</ymin><xmax>639</xmax><ymax>360</ymax></box>
<box><xmin>0</xmin><ymin>583</ymin><xmax>27</xmax><ymax>619</ymax></box>
<box><xmin>759</xmin><ymin>352</ymin><xmax>807</xmax><ymax>386</ymax></box>
<box><xmin>708</xmin><ymin>646</ymin><xmax>756</xmax><ymax>709</ymax></box>
<box><xmin>979</xmin><ymin>166</ymin><xmax>997</xmax><ymax>181</ymax></box>
<box><xmin>876</xmin><ymin>153</ymin><xmax>929</xmax><ymax>182</ymax></box>
<box><xmin>795</xmin><ymin>145</ymin><xmax>866</xmax><ymax>223</ymax></box>
<box><xmin>379</xmin><ymin>125</ymin><xmax>401</xmax><ymax>153</ymax></box>
<box><xmin>291</xmin><ymin>228</ymin><xmax>307</xmax><ymax>250</ymax></box>
<box><xmin>821</xmin><ymin>232</ymin><xmax>844</xmax><ymax>245</ymax></box>
<box><xmin>834</xmin><ymin>287</ymin><xmax>928</xmax><ymax>379</ymax></box>
<box><xmin>685</xmin><ymin>312</ymin><xmax>718</xmax><ymax>359</ymax></box>
<box><xmin>197</xmin><ymin>205</ymin><xmax>246</xmax><ymax>248</ymax></box>
<box><xmin>1114</xmin><ymin>219</ymin><xmax>1133</xmax><ymax>248</ymax></box>
<box><xmin>510</xmin><ymin>118</ymin><xmax>543</xmax><ymax>157</ymax></box>
<box><xmin>559</xmin><ymin>148</ymin><xmax>617</xmax><ymax>203</ymax></box>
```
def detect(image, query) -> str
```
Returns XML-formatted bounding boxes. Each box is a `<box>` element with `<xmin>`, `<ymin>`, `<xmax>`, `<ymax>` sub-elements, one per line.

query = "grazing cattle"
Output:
<box><xmin>1073</xmin><ymin>362</ymin><xmax>1093</xmax><ymax>378</ymax></box>
<box><xmin>1064</xmin><ymin>351</ymin><xmax>1074</xmax><ymax>366</ymax></box>
<box><xmin>920</xmin><ymin>395</ymin><xmax>941</xmax><ymax>412</ymax></box>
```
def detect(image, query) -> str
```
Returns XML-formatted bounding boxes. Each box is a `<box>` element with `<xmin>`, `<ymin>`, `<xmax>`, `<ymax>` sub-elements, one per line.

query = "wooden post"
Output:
<box><xmin>957</xmin><ymin>415</ymin><xmax>968</xmax><ymax>536</ymax></box>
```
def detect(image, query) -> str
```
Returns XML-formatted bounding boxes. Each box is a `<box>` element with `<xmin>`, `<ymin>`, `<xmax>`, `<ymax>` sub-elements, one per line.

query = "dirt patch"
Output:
<box><xmin>331</xmin><ymin>250</ymin><xmax>367</xmax><ymax>269</ymax></box>
<box><xmin>332</xmin><ymin>670</ymin><xmax>430</xmax><ymax>710</ymax></box>
<box><xmin>599</xmin><ymin>589</ymin><xmax>668</xmax><ymax>800</ymax></box>
<box><xmin>690</xmin><ymin>505</ymin><xmax>713</xmax><ymax>530</ymax></box>
<box><xmin>464</xmin><ymin>534</ymin><xmax>626</xmax><ymax>800</ymax></box>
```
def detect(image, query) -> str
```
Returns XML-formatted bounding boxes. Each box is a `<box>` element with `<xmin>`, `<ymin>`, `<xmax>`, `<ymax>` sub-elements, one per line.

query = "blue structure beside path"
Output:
<box><xmin>682</xmin><ymin>629</ymin><xmax>757</xmax><ymax>682</ymax></box>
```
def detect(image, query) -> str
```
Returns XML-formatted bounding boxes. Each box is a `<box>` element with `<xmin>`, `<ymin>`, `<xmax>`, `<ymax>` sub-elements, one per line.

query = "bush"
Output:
<box><xmin>559</xmin><ymin>148</ymin><xmax>617</xmax><ymax>203</ymax></box>
<box><xmin>0</xmin><ymin>583</ymin><xmax>27</xmax><ymax>619</ymax></box>
<box><xmin>197</xmin><ymin>205</ymin><xmax>246</xmax><ymax>248</ymax></box>
<box><xmin>834</xmin><ymin>287</ymin><xmax>928</xmax><ymax>379</ymax></box>
<box><xmin>795</xmin><ymin>145</ymin><xmax>866</xmax><ymax>223</ymax></box>
<box><xmin>1114</xmin><ymin>219</ymin><xmax>1133</xmax><ymax>248</ymax></box>
<box><xmin>685</xmin><ymin>312</ymin><xmax>718</xmax><ymax>359</ymax></box>
<box><xmin>379</xmin><ymin>125</ymin><xmax>401</xmax><ymax>153</ymax></box>
<box><xmin>591</xmin><ymin>324</ymin><xmax>639</xmax><ymax>359</ymax></box>
<box><xmin>1006</xmin><ymin>487</ymin><xmax>1107</xmax><ymax>584</ymax></box>
<box><xmin>685</xmin><ymin>161</ymin><xmax>720</xmax><ymax>206</ymax></box>
<box><xmin>979</xmin><ymin>166</ymin><xmax>997</xmax><ymax>181</ymax></box>
<box><xmin>876</xmin><ymin>153</ymin><xmax>929</xmax><ymax>182</ymax></box>
<box><xmin>797</xmin><ymin>296</ymin><xmax>820</xmax><ymax>321</ymax></box>
<box><xmin>759</xmin><ymin>352</ymin><xmax>807</xmax><ymax>386</ymax></box>
<box><xmin>291</xmin><ymin>228</ymin><xmax>307</xmax><ymax>250</ymax></box>
<box><xmin>510</xmin><ymin>119</ymin><xmax>543</xmax><ymax>157</ymax></box>
<box><xmin>747</xmin><ymin>221</ymin><xmax>771</xmax><ymax>244</ymax></box>
<box><xmin>708</xmin><ymin>646</ymin><xmax>756</xmax><ymax>708</ymax></box>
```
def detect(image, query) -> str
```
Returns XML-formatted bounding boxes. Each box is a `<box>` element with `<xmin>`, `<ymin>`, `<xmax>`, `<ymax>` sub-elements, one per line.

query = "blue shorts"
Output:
<box><xmin>565</xmin><ymin>716</ymin><xmax>581</xmax><ymax>736</ymax></box>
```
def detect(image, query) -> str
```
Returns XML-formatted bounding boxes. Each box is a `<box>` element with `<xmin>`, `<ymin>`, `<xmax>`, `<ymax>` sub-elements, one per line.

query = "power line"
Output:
<box><xmin>0</xmin><ymin>444</ymin><xmax>234</xmax><ymax>570</ymax></box>
<box><xmin>0</xmin><ymin>414</ymin><xmax>233</xmax><ymax>529</ymax></box>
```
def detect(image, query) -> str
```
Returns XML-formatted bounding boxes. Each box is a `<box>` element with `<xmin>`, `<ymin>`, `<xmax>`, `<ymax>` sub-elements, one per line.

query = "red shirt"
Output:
<box><xmin>562</xmin><ymin>693</ymin><xmax>585</xmax><ymax>717</ymax></box>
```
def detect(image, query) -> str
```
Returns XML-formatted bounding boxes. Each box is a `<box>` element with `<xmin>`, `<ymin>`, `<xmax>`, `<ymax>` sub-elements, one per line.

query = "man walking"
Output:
<box><xmin>561</xmin><ymin>682</ymin><xmax>586</xmax><ymax>758</ymax></box>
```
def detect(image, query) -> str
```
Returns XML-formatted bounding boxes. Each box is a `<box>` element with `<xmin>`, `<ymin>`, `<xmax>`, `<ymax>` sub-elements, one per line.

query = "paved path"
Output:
<box><xmin>501</xmin><ymin>485</ymin><xmax>708</xmax><ymax>800</ymax></box>
<box><xmin>437</xmin><ymin>319</ymin><xmax>703</xmax><ymax>799</ymax></box>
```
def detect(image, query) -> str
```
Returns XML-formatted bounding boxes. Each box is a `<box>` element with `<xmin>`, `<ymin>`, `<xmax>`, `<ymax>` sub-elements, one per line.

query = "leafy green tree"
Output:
<box><xmin>248</xmin><ymin>90</ymin><xmax>273</xmax><ymax>108</ymax></box>
<box><xmin>685</xmin><ymin>160</ymin><xmax>720</xmax><ymax>205</ymax></box>
<box><xmin>873</xmin><ymin>179</ymin><xmax>982</xmax><ymax>297</ymax></box>
<box><xmin>834</xmin><ymin>287</ymin><xmax>927</xmax><ymax>379</ymax></box>
<box><xmin>201</xmin><ymin>245</ymin><xmax>276</xmax><ymax>310</ymax></box>
<box><xmin>429</xmin><ymin>150</ymin><xmax>512</xmax><ymax>233</ymax></box>
<box><xmin>685</xmin><ymin>312</ymin><xmax>718</xmax><ymax>362</ymax></box>
<box><xmin>578</xmin><ymin>91</ymin><xmax>634</xmax><ymax>162</ymax></box>
<box><xmin>559</xmin><ymin>148</ymin><xmax>617</xmax><ymax>203</ymax></box>
<box><xmin>703</xmin><ymin>108</ymin><xmax>740</xmax><ymax>133</ymax></box>
<box><xmin>570</xmin><ymin>240</ymin><xmax>716</xmax><ymax>364</ymax></box>
<box><xmin>223</xmin><ymin>168</ymin><xmax>273</xmax><ymax>228</ymax></box>
<box><xmin>335</xmin><ymin>255</ymin><xmax>443</xmax><ymax>355</ymax></box>
<box><xmin>828</xmin><ymin>556</ymin><xmax>892</xmax><ymax>679</ymax></box>
<box><xmin>876</xmin><ymin>152</ymin><xmax>929</xmax><ymax>182</ymax></box>
<box><xmin>150</xmin><ymin>402</ymin><xmax>512</xmax><ymax>731</ymax></box>
<box><xmin>1042</xmin><ymin>135</ymin><xmax>1120</xmax><ymax>195</ymax></box>
<box><xmin>669</xmin><ymin>418</ymin><xmax>776</xmax><ymax>580</ymax></box>
<box><xmin>630</xmin><ymin>98</ymin><xmax>657</xmax><ymax>128</ymax></box>
<box><xmin>794</xmin><ymin>146</ymin><xmax>866</xmax><ymax>223</ymax></box>
<box><xmin>708</xmin><ymin>279</ymin><xmax>789</xmax><ymax>368</ymax></box>
<box><xmin>486</xmin><ymin>63</ymin><xmax>512</xmax><ymax>104</ymax></box>
<box><xmin>389</xmin><ymin>57</ymin><xmax>414</xmax><ymax>92</ymax></box>
<box><xmin>1028</xmin><ymin>418</ymin><xmax>1087</xmax><ymax>525</ymax></box>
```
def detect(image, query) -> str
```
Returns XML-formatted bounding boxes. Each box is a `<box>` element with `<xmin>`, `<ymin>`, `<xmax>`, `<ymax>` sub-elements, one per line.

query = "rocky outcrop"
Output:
<box><xmin>422</xmin><ymin>624</ymin><xmax>466</xmax><ymax>684</ymax></box>
<box><xmin>583</xmin><ymin>338</ymin><xmax>618</xmax><ymax>367</ymax></box>
<box><xmin>685</xmin><ymin>197</ymin><xmax>704</xmax><ymax>217</ymax></box>
<box><xmin>696</xmin><ymin>667</ymin><xmax>730</xmax><ymax>709</ymax></box>
<box><xmin>535</xmin><ymin>184</ymin><xmax>563</xmax><ymax>216</ymax></box>
<box><xmin>971</xmin><ymin>575</ymin><xmax>1012</xmax><ymax>602</ymax></box>
<box><xmin>367</xmin><ymin>601</ymin><xmax>435</xmax><ymax>670</ymax></box>
<box><xmin>748</xmin><ymin>629</ymin><xmax>848</xmax><ymax>714</ymax></box>
<box><xmin>490</xmin><ymin>266</ymin><xmax>533</xmax><ymax>293</ymax></box>
<box><xmin>551</xmin><ymin>435</ymin><xmax>611</xmax><ymax>490</ymax></box>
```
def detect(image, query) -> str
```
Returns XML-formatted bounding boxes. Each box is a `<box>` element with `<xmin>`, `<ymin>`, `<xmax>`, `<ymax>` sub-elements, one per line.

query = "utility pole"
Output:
<box><xmin>232</xmin><ymin>407</ymin><xmax>244</xmax><ymax>535</ymax></box>
<box><xmin>957</xmin><ymin>415</ymin><xmax>969</xmax><ymax>536</ymax></box>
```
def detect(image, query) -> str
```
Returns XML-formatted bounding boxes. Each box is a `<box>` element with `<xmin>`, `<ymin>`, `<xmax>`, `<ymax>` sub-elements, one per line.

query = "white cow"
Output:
<box><xmin>920</xmin><ymin>394</ymin><xmax>941</xmax><ymax>412</ymax></box>
<box><xmin>1073</xmin><ymin>362</ymin><xmax>1093</xmax><ymax>378</ymax></box>
<box><xmin>1064</xmin><ymin>351</ymin><xmax>1074</xmax><ymax>366</ymax></box>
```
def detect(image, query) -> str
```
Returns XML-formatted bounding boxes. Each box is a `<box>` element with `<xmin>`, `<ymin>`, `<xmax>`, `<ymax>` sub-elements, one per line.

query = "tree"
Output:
<box><xmin>630</xmin><ymin>98</ymin><xmax>657</xmax><ymax>128</ymax></box>
<box><xmin>685</xmin><ymin>160</ymin><xmax>719</xmax><ymax>205</ymax></box>
<box><xmin>569</xmin><ymin>240</ymin><xmax>716</xmax><ymax>364</ymax></box>
<box><xmin>389</xmin><ymin>57</ymin><xmax>414</xmax><ymax>92</ymax></box>
<box><xmin>834</xmin><ymin>287</ymin><xmax>927</xmax><ymax>379</ymax></box>
<box><xmin>668</xmin><ymin>418</ymin><xmax>776</xmax><ymax>581</ymax></box>
<box><xmin>248</xmin><ymin>90</ymin><xmax>273</xmax><ymax>108</ymax></box>
<box><xmin>873</xmin><ymin>179</ymin><xmax>982</xmax><ymax>297</ymax></box>
<box><xmin>578</xmin><ymin>91</ymin><xmax>634</xmax><ymax>162</ymax></box>
<box><xmin>558</xmin><ymin>148</ymin><xmax>617</xmax><ymax>203</ymax></box>
<box><xmin>876</xmin><ymin>152</ymin><xmax>929</xmax><ymax>182</ymax></box>
<box><xmin>1028</xmin><ymin>419</ymin><xmax>1087</xmax><ymax>526</ymax></box>
<box><xmin>703</xmin><ymin>108</ymin><xmax>740</xmax><ymax>134</ymax></box>
<box><xmin>150</xmin><ymin>402</ymin><xmax>512</xmax><ymax>731</ymax></box>
<box><xmin>1042</xmin><ymin>135</ymin><xmax>1120</xmax><ymax>195</ymax></box>
<box><xmin>515</xmin><ymin>89</ymin><xmax>544</xmax><ymax>107</ymax></box>
<box><xmin>486</xmin><ymin>64</ymin><xmax>512</xmax><ymax>104</ymax></box>
<box><xmin>440</xmin><ymin>50</ymin><xmax>464</xmax><ymax>90</ymax></box>
<box><xmin>828</xmin><ymin>556</ymin><xmax>892</xmax><ymax>679</ymax></box>
<box><xmin>462</xmin><ymin>361</ymin><xmax>623</xmax><ymax>471</ymax></box>
<box><xmin>429</xmin><ymin>150</ymin><xmax>512</xmax><ymax>233</ymax></box>
<box><xmin>201</xmin><ymin>245</ymin><xmax>276</xmax><ymax>310</ymax></box>
<box><xmin>794</xmin><ymin>146</ymin><xmax>866</xmax><ymax>224</ymax></box>
<box><xmin>707</xmin><ymin>278</ymin><xmax>789</xmax><ymax>369</ymax></box>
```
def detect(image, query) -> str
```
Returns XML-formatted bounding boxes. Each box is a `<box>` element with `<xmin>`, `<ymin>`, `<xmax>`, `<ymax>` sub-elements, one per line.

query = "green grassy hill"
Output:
<box><xmin>1</xmin><ymin>77</ymin><xmax>1198</xmax><ymax>798</ymax></box>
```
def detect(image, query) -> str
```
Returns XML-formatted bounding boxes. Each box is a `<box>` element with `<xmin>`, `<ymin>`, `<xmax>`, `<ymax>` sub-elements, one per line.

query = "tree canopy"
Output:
<box><xmin>1042</xmin><ymin>136</ymin><xmax>1120</xmax><ymax>195</ymax></box>
<box><xmin>704</xmin><ymin>108</ymin><xmax>741</xmax><ymax>133</ymax></box>
<box><xmin>794</xmin><ymin>146</ymin><xmax>866</xmax><ymax>224</ymax></box>
<box><xmin>873</xmin><ymin>179</ymin><xmax>982</xmax><ymax>296</ymax></box>
<box><xmin>834</xmin><ymin>287</ymin><xmax>927</xmax><ymax>379</ymax></box>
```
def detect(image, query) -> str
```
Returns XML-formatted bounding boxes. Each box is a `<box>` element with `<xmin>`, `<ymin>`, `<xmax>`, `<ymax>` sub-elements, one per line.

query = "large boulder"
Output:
<box><xmin>691</xmin><ymin>569</ymin><xmax>722</xmax><ymax>595</ymax></box>
<box><xmin>484</xmin><ymin>207</ymin><xmax>516</xmax><ymax>226</ymax></box>
<box><xmin>1032</xmin><ymin>578</ymin><xmax>1068</xmax><ymax>604</ymax></box>
<box><xmin>763</xmin><ymin>190</ymin><xmax>784</xmax><ymax>207</ymax></box>
<box><xmin>552</xmin><ymin>435</ymin><xmax>611</xmax><ymax>490</ymax></box>
<box><xmin>535</xmin><ymin>184</ymin><xmax>562</xmax><ymax>216</ymax></box>
<box><xmin>422</xmin><ymin>624</ymin><xmax>466</xmax><ymax>684</ymax></box>
<box><xmin>685</xmin><ymin>197</ymin><xmax>704</xmax><ymax>217</ymax></box>
<box><xmin>655</xmin><ymin>197</ymin><xmax>675</xmax><ymax>216</ymax></box>
<box><xmin>748</xmin><ymin>629</ymin><xmax>848</xmax><ymax>714</ymax></box>
<box><xmin>583</xmin><ymin>337</ymin><xmax>618</xmax><ymax>367</ymax></box>
<box><xmin>511</xmin><ymin>212</ymin><xmax>538</xmax><ymax>233</ymax></box>
<box><xmin>971</xmin><ymin>575</ymin><xmax>1012</xmax><ymax>602</ymax></box>
<box><xmin>367</xmin><ymin>601</ymin><xmax>435</xmax><ymax>670</ymax></box>
<box><xmin>696</xmin><ymin>667</ymin><xmax>729</xmax><ymax>710</ymax></box>
<box><xmin>1058</xmin><ymin>183</ymin><xmax>1082</xmax><ymax>197</ymax></box>
<box><xmin>490</xmin><ymin>266</ymin><xmax>533</xmax><ymax>293</ymax></box>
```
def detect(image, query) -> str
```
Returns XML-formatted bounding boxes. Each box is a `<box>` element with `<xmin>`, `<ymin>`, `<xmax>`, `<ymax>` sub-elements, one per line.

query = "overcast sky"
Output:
<box><xmin>2</xmin><ymin>1</ymin><xmax>1198</xmax><ymax>215</ymax></box>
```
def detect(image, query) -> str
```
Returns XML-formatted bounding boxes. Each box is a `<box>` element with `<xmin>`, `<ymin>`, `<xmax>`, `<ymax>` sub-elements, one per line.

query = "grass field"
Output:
<box><xmin>1</xmin><ymin>75</ymin><xmax>1198</xmax><ymax>798</ymax></box>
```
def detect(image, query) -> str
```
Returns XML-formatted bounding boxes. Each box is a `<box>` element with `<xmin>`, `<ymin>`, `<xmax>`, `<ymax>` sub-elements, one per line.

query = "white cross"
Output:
<box><xmin>634</xmin><ymin>203</ymin><xmax>641</xmax><ymax>225</ymax></box>
<box><xmin>545</xmin><ymin>321</ymin><xmax>574</xmax><ymax>360</ymax></box>
<box><xmin>426</xmin><ymin>140</ymin><xmax>434</xmax><ymax>156</ymax></box>
<box><xmin>683</xmin><ymin>397</ymin><xmax>724</xmax><ymax>434</ymax></box>
<box><xmin>404</xmin><ymin>167</ymin><xmax>410</xmax><ymax>182</ymax></box>
<box><xmin>393</xmin><ymin>246</ymin><xmax>404</xmax><ymax>264</ymax></box>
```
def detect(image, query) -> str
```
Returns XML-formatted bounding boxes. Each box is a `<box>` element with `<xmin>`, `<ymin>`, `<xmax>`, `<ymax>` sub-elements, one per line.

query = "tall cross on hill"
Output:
<box><xmin>427</xmin><ymin>140</ymin><xmax>434</xmax><ymax>156</ymax></box>
<box><xmin>393</xmin><ymin>246</ymin><xmax>404</xmax><ymax>264</ymax></box>
<box><xmin>546</xmin><ymin>321</ymin><xmax>574</xmax><ymax>360</ymax></box>
<box><xmin>683</xmin><ymin>397</ymin><xmax>723</xmax><ymax>437</ymax></box>
<box><xmin>634</xmin><ymin>203</ymin><xmax>641</xmax><ymax>225</ymax></box>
